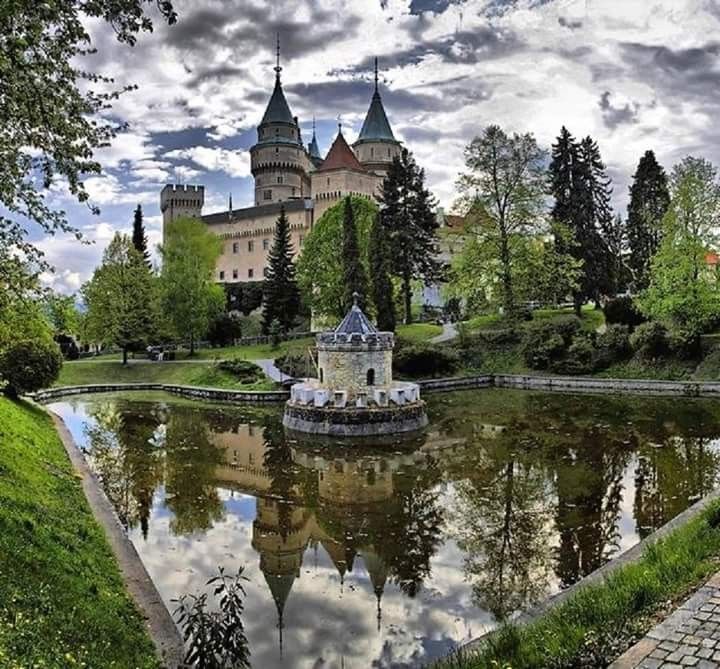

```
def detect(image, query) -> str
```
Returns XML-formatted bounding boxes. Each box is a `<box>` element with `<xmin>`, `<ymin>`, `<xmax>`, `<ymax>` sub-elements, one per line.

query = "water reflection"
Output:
<box><xmin>49</xmin><ymin>389</ymin><xmax>720</xmax><ymax>668</ymax></box>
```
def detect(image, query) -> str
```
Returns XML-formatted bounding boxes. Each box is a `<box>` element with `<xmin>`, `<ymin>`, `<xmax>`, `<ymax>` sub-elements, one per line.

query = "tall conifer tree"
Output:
<box><xmin>368</xmin><ymin>212</ymin><xmax>396</xmax><ymax>331</ymax></box>
<box><xmin>341</xmin><ymin>196</ymin><xmax>369</xmax><ymax>312</ymax></box>
<box><xmin>626</xmin><ymin>150</ymin><xmax>670</xmax><ymax>290</ymax></box>
<box><xmin>132</xmin><ymin>204</ymin><xmax>151</xmax><ymax>267</ymax></box>
<box><xmin>380</xmin><ymin>148</ymin><xmax>441</xmax><ymax>324</ymax></box>
<box><xmin>262</xmin><ymin>205</ymin><xmax>300</xmax><ymax>333</ymax></box>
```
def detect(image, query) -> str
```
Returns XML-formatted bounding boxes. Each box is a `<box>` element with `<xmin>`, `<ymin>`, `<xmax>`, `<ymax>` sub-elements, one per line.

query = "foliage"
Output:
<box><xmin>549</xmin><ymin>127</ymin><xmax>616</xmax><ymax>309</ymax></box>
<box><xmin>82</xmin><ymin>233</ymin><xmax>158</xmax><ymax>364</ymax></box>
<box><xmin>603</xmin><ymin>296</ymin><xmax>645</xmax><ymax>329</ymax></box>
<box><xmin>456</xmin><ymin>125</ymin><xmax>547</xmax><ymax>318</ymax></box>
<box><xmin>369</xmin><ymin>211</ymin><xmax>396</xmax><ymax>331</ymax></box>
<box><xmin>55</xmin><ymin>333</ymin><xmax>80</xmax><ymax>360</ymax></box>
<box><xmin>341</xmin><ymin>196</ymin><xmax>370</xmax><ymax>313</ymax></box>
<box><xmin>207</xmin><ymin>313</ymin><xmax>243</xmax><ymax>347</ymax></box>
<box><xmin>393</xmin><ymin>343</ymin><xmax>460</xmax><ymax>377</ymax></box>
<box><xmin>160</xmin><ymin>217</ymin><xmax>224</xmax><ymax>355</ymax></box>
<box><xmin>42</xmin><ymin>291</ymin><xmax>81</xmax><ymax>335</ymax></box>
<box><xmin>0</xmin><ymin>397</ymin><xmax>160</xmax><ymax>666</ymax></box>
<box><xmin>627</xmin><ymin>150</ymin><xmax>671</xmax><ymax>290</ymax></box>
<box><xmin>630</xmin><ymin>321</ymin><xmax>670</xmax><ymax>359</ymax></box>
<box><xmin>0</xmin><ymin>339</ymin><xmax>62</xmax><ymax>395</ymax></box>
<box><xmin>216</xmin><ymin>359</ymin><xmax>264</xmax><ymax>384</ymax></box>
<box><xmin>173</xmin><ymin>567</ymin><xmax>251</xmax><ymax>669</ymax></box>
<box><xmin>520</xmin><ymin>324</ymin><xmax>566</xmax><ymax>370</ymax></box>
<box><xmin>551</xmin><ymin>335</ymin><xmax>595</xmax><ymax>375</ymax></box>
<box><xmin>275</xmin><ymin>350</ymin><xmax>316</xmax><ymax>378</ymax></box>
<box><xmin>638</xmin><ymin>157</ymin><xmax>720</xmax><ymax>337</ymax></box>
<box><xmin>0</xmin><ymin>0</ymin><xmax>175</xmax><ymax>288</ymax></box>
<box><xmin>132</xmin><ymin>204</ymin><xmax>151</xmax><ymax>267</ymax></box>
<box><xmin>380</xmin><ymin>147</ymin><xmax>442</xmax><ymax>323</ymax></box>
<box><xmin>596</xmin><ymin>324</ymin><xmax>631</xmax><ymax>361</ymax></box>
<box><xmin>297</xmin><ymin>196</ymin><xmax>377</xmax><ymax>320</ymax></box>
<box><xmin>226</xmin><ymin>281</ymin><xmax>264</xmax><ymax>316</ymax></box>
<box><xmin>262</xmin><ymin>206</ymin><xmax>300</xmax><ymax>333</ymax></box>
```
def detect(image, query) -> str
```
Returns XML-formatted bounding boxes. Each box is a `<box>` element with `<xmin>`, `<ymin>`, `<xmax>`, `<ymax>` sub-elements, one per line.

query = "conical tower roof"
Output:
<box><xmin>335</xmin><ymin>295</ymin><xmax>377</xmax><ymax>335</ymax></box>
<box><xmin>308</xmin><ymin>118</ymin><xmax>321</xmax><ymax>160</ymax></box>
<box><xmin>261</xmin><ymin>75</ymin><xmax>294</xmax><ymax>126</ymax></box>
<box><xmin>318</xmin><ymin>129</ymin><xmax>366</xmax><ymax>172</ymax></box>
<box><xmin>264</xmin><ymin>571</ymin><xmax>296</xmax><ymax>618</ymax></box>
<box><xmin>357</xmin><ymin>59</ymin><xmax>396</xmax><ymax>143</ymax></box>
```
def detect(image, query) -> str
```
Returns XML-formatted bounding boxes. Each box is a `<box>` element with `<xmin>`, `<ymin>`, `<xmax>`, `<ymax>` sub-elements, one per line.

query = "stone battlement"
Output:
<box><xmin>316</xmin><ymin>331</ymin><xmax>394</xmax><ymax>350</ymax></box>
<box><xmin>161</xmin><ymin>184</ymin><xmax>205</xmax><ymax>195</ymax></box>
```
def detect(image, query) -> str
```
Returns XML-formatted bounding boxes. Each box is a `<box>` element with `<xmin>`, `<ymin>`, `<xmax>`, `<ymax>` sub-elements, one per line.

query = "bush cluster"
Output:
<box><xmin>0</xmin><ymin>339</ymin><xmax>63</xmax><ymax>396</ymax></box>
<box><xmin>207</xmin><ymin>313</ymin><xmax>243</xmax><ymax>347</ymax></box>
<box><xmin>629</xmin><ymin>322</ymin><xmax>700</xmax><ymax>360</ymax></box>
<box><xmin>393</xmin><ymin>342</ymin><xmax>460</xmax><ymax>378</ymax></box>
<box><xmin>603</xmin><ymin>296</ymin><xmax>645</xmax><ymax>329</ymax></box>
<box><xmin>216</xmin><ymin>359</ymin><xmax>264</xmax><ymax>384</ymax></box>
<box><xmin>521</xmin><ymin>317</ymin><xmax>632</xmax><ymax>375</ymax></box>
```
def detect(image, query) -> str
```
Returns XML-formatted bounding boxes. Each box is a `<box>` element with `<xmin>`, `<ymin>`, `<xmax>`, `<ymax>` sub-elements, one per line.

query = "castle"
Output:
<box><xmin>160</xmin><ymin>47</ymin><xmax>402</xmax><ymax>284</ymax></box>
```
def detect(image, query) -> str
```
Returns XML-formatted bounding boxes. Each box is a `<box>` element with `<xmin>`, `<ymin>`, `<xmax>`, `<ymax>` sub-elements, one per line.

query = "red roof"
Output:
<box><xmin>707</xmin><ymin>252</ymin><xmax>719</xmax><ymax>266</ymax></box>
<box><xmin>317</xmin><ymin>131</ymin><xmax>365</xmax><ymax>172</ymax></box>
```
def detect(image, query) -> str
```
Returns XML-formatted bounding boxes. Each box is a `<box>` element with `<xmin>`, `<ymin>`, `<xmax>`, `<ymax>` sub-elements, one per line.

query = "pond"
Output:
<box><xmin>47</xmin><ymin>389</ymin><xmax>720</xmax><ymax>669</ymax></box>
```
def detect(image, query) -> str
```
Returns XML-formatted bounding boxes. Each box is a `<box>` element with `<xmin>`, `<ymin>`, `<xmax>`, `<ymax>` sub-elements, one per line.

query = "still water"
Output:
<box><xmin>48</xmin><ymin>389</ymin><xmax>720</xmax><ymax>668</ymax></box>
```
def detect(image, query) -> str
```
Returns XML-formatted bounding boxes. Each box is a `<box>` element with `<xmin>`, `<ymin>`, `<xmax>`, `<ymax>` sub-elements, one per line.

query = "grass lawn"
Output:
<box><xmin>438</xmin><ymin>501</ymin><xmax>720</xmax><ymax>669</ymax></box>
<box><xmin>85</xmin><ymin>337</ymin><xmax>315</xmax><ymax>363</ymax></box>
<box><xmin>0</xmin><ymin>396</ymin><xmax>159</xmax><ymax>667</ymax></box>
<box><xmin>464</xmin><ymin>305</ymin><xmax>605</xmax><ymax>334</ymax></box>
<box><xmin>56</xmin><ymin>360</ymin><xmax>276</xmax><ymax>390</ymax></box>
<box><xmin>396</xmin><ymin>322</ymin><xmax>443</xmax><ymax>343</ymax></box>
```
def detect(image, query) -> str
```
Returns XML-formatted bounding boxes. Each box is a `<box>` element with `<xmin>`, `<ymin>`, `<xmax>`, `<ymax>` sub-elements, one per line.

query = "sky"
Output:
<box><xmin>32</xmin><ymin>0</ymin><xmax>720</xmax><ymax>294</ymax></box>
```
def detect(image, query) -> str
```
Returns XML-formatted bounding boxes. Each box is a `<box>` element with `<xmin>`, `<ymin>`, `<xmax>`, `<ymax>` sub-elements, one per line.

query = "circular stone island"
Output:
<box><xmin>283</xmin><ymin>296</ymin><xmax>428</xmax><ymax>438</ymax></box>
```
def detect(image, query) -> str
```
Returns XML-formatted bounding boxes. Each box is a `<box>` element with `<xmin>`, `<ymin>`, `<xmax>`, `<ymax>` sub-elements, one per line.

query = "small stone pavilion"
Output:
<box><xmin>283</xmin><ymin>296</ymin><xmax>428</xmax><ymax>437</ymax></box>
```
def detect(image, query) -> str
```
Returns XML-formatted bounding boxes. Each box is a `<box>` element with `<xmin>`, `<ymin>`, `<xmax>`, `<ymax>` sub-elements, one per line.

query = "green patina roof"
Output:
<box><xmin>358</xmin><ymin>89</ymin><xmax>396</xmax><ymax>142</ymax></box>
<box><xmin>308</xmin><ymin>132</ymin><xmax>321</xmax><ymax>159</ymax></box>
<box><xmin>261</xmin><ymin>75</ymin><xmax>295</xmax><ymax>126</ymax></box>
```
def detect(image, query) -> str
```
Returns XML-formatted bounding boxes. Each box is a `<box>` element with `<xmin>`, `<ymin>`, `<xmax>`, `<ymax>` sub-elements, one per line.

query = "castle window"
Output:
<box><xmin>366</xmin><ymin>368</ymin><xmax>375</xmax><ymax>386</ymax></box>
<box><xmin>388</xmin><ymin>148</ymin><xmax>391</xmax><ymax>156</ymax></box>
<box><xmin>299</xmin><ymin>234</ymin><xmax>304</xmax><ymax>247</ymax></box>
<box><xmin>275</xmin><ymin>147</ymin><xmax>279</xmax><ymax>154</ymax></box>
<box><xmin>248</xmin><ymin>268</ymin><xmax>254</xmax><ymax>279</ymax></box>
<box><xmin>232</xmin><ymin>242</ymin><xmax>239</xmax><ymax>254</ymax></box>
<box><xmin>277</xmin><ymin>176</ymin><xmax>283</xmax><ymax>184</ymax></box>
<box><xmin>370</xmin><ymin>147</ymin><xmax>374</xmax><ymax>157</ymax></box>
<box><xmin>232</xmin><ymin>269</ymin><xmax>238</xmax><ymax>280</ymax></box>
<box><xmin>248</xmin><ymin>240</ymin><xmax>254</xmax><ymax>252</ymax></box>
<box><xmin>263</xmin><ymin>267</ymin><xmax>269</xmax><ymax>278</ymax></box>
<box><xmin>219</xmin><ymin>270</ymin><xmax>225</xmax><ymax>280</ymax></box>
<box><xmin>319</xmin><ymin>368</ymin><xmax>324</xmax><ymax>383</ymax></box>
<box><xmin>262</xmin><ymin>238</ymin><xmax>269</xmax><ymax>250</ymax></box>
<box><xmin>263</xmin><ymin>189</ymin><xmax>272</xmax><ymax>200</ymax></box>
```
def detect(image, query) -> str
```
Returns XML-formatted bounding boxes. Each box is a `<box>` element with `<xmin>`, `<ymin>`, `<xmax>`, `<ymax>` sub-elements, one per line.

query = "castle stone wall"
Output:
<box><xmin>318</xmin><ymin>347</ymin><xmax>392</xmax><ymax>394</ymax></box>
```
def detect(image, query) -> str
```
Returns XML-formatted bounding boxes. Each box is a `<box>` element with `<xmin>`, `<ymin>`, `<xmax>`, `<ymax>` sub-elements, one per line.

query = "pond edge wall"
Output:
<box><xmin>31</xmin><ymin>374</ymin><xmax>720</xmax><ymax>403</ymax></box>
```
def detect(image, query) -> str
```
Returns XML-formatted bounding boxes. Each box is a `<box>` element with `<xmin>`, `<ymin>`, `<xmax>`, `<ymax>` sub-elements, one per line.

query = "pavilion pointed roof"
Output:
<box><xmin>335</xmin><ymin>296</ymin><xmax>377</xmax><ymax>336</ymax></box>
<box><xmin>317</xmin><ymin>129</ymin><xmax>366</xmax><ymax>172</ymax></box>
<box><xmin>358</xmin><ymin>89</ymin><xmax>396</xmax><ymax>142</ymax></box>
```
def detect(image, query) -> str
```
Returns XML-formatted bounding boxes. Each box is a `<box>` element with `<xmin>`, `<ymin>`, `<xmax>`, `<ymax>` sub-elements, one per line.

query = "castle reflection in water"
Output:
<box><xmin>51</xmin><ymin>389</ymin><xmax>720</xmax><ymax>667</ymax></box>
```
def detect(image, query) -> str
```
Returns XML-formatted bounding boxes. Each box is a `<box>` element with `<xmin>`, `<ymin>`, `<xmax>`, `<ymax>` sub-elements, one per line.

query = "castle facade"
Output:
<box><xmin>160</xmin><ymin>55</ymin><xmax>402</xmax><ymax>284</ymax></box>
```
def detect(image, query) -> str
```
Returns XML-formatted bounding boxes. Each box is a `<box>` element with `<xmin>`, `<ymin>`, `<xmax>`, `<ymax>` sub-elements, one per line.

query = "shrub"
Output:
<box><xmin>216</xmin><ymin>359</ymin><xmax>264</xmax><ymax>384</ymax></box>
<box><xmin>54</xmin><ymin>333</ymin><xmax>79</xmax><ymax>360</ymax></box>
<box><xmin>207</xmin><ymin>313</ymin><xmax>243</xmax><ymax>347</ymax></box>
<box><xmin>520</xmin><ymin>323</ymin><xmax>567</xmax><ymax>370</ymax></box>
<box><xmin>604</xmin><ymin>296</ymin><xmax>645</xmax><ymax>329</ymax></box>
<box><xmin>275</xmin><ymin>351</ymin><xmax>315</xmax><ymax>378</ymax></box>
<box><xmin>0</xmin><ymin>339</ymin><xmax>63</xmax><ymax>396</ymax></box>
<box><xmin>552</xmin><ymin>315</ymin><xmax>583</xmax><ymax>345</ymax></box>
<box><xmin>551</xmin><ymin>336</ymin><xmax>595</xmax><ymax>375</ymax></box>
<box><xmin>597</xmin><ymin>324</ymin><xmax>631</xmax><ymax>360</ymax></box>
<box><xmin>393</xmin><ymin>344</ymin><xmax>460</xmax><ymax>378</ymax></box>
<box><xmin>668</xmin><ymin>328</ymin><xmax>702</xmax><ymax>359</ymax></box>
<box><xmin>630</xmin><ymin>322</ymin><xmax>669</xmax><ymax>359</ymax></box>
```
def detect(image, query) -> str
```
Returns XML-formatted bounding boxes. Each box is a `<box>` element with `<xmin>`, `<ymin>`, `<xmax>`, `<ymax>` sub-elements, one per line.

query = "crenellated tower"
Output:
<box><xmin>250</xmin><ymin>36</ymin><xmax>312</xmax><ymax>206</ymax></box>
<box><xmin>160</xmin><ymin>184</ymin><xmax>204</xmax><ymax>237</ymax></box>
<box><xmin>352</xmin><ymin>58</ymin><xmax>402</xmax><ymax>177</ymax></box>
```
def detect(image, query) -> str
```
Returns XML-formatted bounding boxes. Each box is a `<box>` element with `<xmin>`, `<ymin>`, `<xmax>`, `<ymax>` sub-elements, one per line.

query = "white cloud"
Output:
<box><xmin>165</xmin><ymin>146</ymin><xmax>251</xmax><ymax>178</ymax></box>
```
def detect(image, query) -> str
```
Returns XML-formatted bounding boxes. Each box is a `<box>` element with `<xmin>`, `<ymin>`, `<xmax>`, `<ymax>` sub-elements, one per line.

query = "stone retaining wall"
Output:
<box><xmin>31</xmin><ymin>373</ymin><xmax>720</xmax><ymax>406</ymax></box>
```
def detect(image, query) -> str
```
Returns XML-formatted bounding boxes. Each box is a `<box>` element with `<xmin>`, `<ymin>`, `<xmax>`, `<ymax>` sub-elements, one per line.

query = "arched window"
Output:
<box><xmin>366</xmin><ymin>368</ymin><xmax>375</xmax><ymax>386</ymax></box>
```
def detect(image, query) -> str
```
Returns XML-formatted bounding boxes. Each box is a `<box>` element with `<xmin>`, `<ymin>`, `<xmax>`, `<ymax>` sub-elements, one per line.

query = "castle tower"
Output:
<box><xmin>307</xmin><ymin>118</ymin><xmax>323</xmax><ymax>169</ymax></box>
<box><xmin>250</xmin><ymin>36</ymin><xmax>312</xmax><ymax>205</ymax></box>
<box><xmin>160</xmin><ymin>184</ymin><xmax>205</xmax><ymax>236</ymax></box>
<box><xmin>352</xmin><ymin>58</ymin><xmax>401</xmax><ymax>177</ymax></box>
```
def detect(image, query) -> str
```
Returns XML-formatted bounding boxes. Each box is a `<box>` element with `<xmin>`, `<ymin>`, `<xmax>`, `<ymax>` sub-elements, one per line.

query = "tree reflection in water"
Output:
<box><xmin>74</xmin><ymin>389</ymin><xmax>720</xmax><ymax>662</ymax></box>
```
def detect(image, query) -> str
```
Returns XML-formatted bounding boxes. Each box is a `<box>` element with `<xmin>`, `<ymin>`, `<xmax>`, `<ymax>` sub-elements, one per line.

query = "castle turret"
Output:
<box><xmin>352</xmin><ymin>58</ymin><xmax>402</xmax><ymax>177</ymax></box>
<box><xmin>160</xmin><ymin>184</ymin><xmax>205</xmax><ymax>239</ymax></box>
<box><xmin>250</xmin><ymin>37</ymin><xmax>312</xmax><ymax>205</ymax></box>
<box><xmin>307</xmin><ymin>118</ymin><xmax>323</xmax><ymax>169</ymax></box>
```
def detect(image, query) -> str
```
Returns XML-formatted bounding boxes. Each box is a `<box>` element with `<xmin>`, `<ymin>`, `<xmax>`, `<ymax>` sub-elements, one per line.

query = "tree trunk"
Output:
<box><xmin>499</xmin><ymin>233</ymin><xmax>514</xmax><ymax>319</ymax></box>
<box><xmin>122</xmin><ymin>346</ymin><xmax>128</xmax><ymax>366</ymax></box>
<box><xmin>189</xmin><ymin>333</ymin><xmax>195</xmax><ymax>357</ymax></box>
<box><xmin>403</xmin><ymin>274</ymin><xmax>412</xmax><ymax>325</ymax></box>
<box><xmin>573</xmin><ymin>294</ymin><xmax>582</xmax><ymax>317</ymax></box>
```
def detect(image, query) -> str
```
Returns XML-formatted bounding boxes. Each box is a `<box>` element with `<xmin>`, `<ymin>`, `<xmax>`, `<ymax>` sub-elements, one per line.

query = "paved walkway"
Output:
<box><xmin>431</xmin><ymin>322</ymin><xmax>458</xmax><ymax>343</ymax></box>
<box><xmin>254</xmin><ymin>358</ymin><xmax>288</xmax><ymax>383</ymax></box>
<box><xmin>610</xmin><ymin>572</ymin><xmax>720</xmax><ymax>668</ymax></box>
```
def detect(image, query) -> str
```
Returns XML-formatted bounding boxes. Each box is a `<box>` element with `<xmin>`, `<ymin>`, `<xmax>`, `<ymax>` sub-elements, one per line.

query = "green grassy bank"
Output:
<box><xmin>56</xmin><ymin>360</ymin><xmax>276</xmax><ymax>390</ymax></box>
<box><xmin>438</xmin><ymin>500</ymin><xmax>720</xmax><ymax>669</ymax></box>
<box><xmin>0</xmin><ymin>397</ymin><xmax>159</xmax><ymax>667</ymax></box>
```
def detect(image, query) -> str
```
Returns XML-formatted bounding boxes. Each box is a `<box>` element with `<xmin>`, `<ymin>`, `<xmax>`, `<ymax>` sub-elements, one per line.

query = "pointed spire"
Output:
<box><xmin>308</xmin><ymin>117</ymin><xmax>321</xmax><ymax>161</ymax></box>
<box><xmin>274</xmin><ymin>32</ymin><xmax>282</xmax><ymax>80</ymax></box>
<box><xmin>260</xmin><ymin>32</ymin><xmax>294</xmax><ymax>126</ymax></box>
<box><xmin>357</xmin><ymin>57</ymin><xmax>396</xmax><ymax>143</ymax></box>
